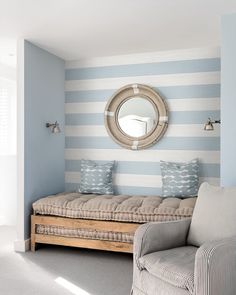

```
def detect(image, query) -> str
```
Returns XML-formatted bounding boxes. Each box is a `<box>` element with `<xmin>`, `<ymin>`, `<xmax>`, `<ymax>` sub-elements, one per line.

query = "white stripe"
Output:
<box><xmin>65</xmin><ymin>97</ymin><xmax>220</xmax><ymax>114</ymax></box>
<box><xmin>65</xmin><ymin>125</ymin><xmax>107</xmax><ymax>137</ymax></box>
<box><xmin>65</xmin><ymin>124</ymin><xmax>220</xmax><ymax>138</ymax></box>
<box><xmin>65</xmin><ymin>72</ymin><xmax>220</xmax><ymax>91</ymax></box>
<box><xmin>65</xmin><ymin>149</ymin><xmax>220</xmax><ymax>164</ymax></box>
<box><xmin>65</xmin><ymin>102</ymin><xmax>105</xmax><ymax>113</ymax></box>
<box><xmin>65</xmin><ymin>171</ymin><xmax>220</xmax><ymax>188</ymax></box>
<box><xmin>168</xmin><ymin>97</ymin><xmax>220</xmax><ymax>111</ymax></box>
<box><xmin>65</xmin><ymin>47</ymin><xmax>220</xmax><ymax>69</ymax></box>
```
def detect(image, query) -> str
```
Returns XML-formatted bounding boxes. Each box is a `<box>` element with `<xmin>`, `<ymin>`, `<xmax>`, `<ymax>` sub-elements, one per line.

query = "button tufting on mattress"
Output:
<box><xmin>33</xmin><ymin>192</ymin><xmax>196</xmax><ymax>223</ymax></box>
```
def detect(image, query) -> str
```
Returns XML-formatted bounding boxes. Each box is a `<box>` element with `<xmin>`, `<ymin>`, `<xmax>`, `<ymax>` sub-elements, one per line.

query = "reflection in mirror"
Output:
<box><xmin>118</xmin><ymin>97</ymin><xmax>157</xmax><ymax>137</ymax></box>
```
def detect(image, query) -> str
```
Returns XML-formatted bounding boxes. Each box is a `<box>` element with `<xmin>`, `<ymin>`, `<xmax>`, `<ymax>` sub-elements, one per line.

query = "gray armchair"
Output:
<box><xmin>132</xmin><ymin>182</ymin><xmax>236</xmax><ymax>295</ymax></box>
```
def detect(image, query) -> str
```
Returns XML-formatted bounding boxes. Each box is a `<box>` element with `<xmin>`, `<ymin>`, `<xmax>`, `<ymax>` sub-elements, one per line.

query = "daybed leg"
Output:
<box><xmin>31</xmin><ymin>215</ymin><xmax>36</xmax><ymax>252</ymax></box>
<box><xmin>31</xmin><ymin>238</ymin><xmax>36</xmax><ymax>252</ymax></box>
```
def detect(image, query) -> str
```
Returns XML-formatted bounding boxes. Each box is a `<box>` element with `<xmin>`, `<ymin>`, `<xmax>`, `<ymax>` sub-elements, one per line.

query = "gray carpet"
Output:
<box><xmin>0</xmin><ymin>226</ymin><xmax>133</xmax><ymax>295</ymax></box>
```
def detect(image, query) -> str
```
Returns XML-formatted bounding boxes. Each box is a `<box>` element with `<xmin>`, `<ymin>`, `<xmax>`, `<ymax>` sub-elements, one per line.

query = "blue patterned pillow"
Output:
<box><xmin>79</xmin><ymin>159</ymin><xmax>114</xmax><ymax>195</ymax></box>
<box><xmin>160</xmin><ymin>159</ymin><xmax>199</xmax><ymax>198</ymax></box>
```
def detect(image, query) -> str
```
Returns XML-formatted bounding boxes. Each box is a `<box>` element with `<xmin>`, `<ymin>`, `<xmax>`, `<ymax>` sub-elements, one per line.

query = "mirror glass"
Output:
<box><xmin>118</xmin><ymin>97</ymin><xmax>157</xmax><ymax>137</ymax></box>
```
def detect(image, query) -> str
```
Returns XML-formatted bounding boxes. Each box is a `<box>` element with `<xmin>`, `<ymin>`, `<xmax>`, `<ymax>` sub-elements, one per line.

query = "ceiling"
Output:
<box><xmin>0</xmin><ymin>0</ymin><xmax>236</xmax><ymax>61</ymax></box>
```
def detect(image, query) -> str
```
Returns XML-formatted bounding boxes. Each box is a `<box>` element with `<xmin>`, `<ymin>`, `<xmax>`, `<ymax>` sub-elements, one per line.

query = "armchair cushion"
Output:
<box><xmin>139</xmin><ymin>246</ymin><xmax>197</xmax><ymax>294</ymax></box>
<box><xmin>188</xmin><ymin>182</ymin><xmax>236</xmax><ymax>247</ymax></box>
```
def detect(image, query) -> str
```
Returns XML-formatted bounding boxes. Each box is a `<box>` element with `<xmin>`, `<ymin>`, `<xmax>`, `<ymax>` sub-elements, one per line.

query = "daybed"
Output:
<box><xmin>31</xmin><ymin>192</ymin><xmax>196</xmax><ymax>253</ymax></box>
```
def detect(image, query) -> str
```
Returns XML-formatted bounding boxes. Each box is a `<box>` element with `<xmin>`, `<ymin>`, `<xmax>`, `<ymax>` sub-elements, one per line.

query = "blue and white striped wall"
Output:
<box><xmin>65</xmin><ymin>47</ymin><xmax>220</xmax><ymax>195</ymax></box>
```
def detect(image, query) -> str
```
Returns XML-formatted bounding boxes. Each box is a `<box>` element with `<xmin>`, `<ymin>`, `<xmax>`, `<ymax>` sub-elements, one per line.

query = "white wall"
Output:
<box><xmin>0</xmin><ymin>155</ymin><xmax>16</xmax><ymax>225</ymax></box>
<box><xmin>0</xmin><ymin>63</ymin><xmax>16</xmax><ymax>226</ymax></box>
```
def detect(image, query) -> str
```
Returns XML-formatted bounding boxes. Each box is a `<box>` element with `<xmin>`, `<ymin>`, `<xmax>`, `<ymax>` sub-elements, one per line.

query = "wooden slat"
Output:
<box><xmin>35</xmin><ymin>234</ymin><xmax>133</xmax><ymax>253</ymax></box>
<box><xmin>32</xmin><ymin>215</ymin><xmax>140</xmax><ymax>233</ymax></box>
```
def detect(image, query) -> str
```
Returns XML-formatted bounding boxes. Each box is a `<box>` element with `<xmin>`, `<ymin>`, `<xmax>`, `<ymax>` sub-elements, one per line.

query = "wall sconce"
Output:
<box><xmin>46</xmin><ymin>121</ymin><xmax>61</xmax><ymax>133</ymax></box>
<box><xmin>204</xmin><ymin>118</ymin><xmax>221</xmax><ymax>131</ymax></box>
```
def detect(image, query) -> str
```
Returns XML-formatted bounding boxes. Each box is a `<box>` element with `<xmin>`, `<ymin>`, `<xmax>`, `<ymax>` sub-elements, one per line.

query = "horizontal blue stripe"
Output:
<box><xmin>66</xmin><ymin>113</ymin><xmax>102</xmax><ymax>125</ymax></box>
<box><xmin>65</xmin><ymin>183</ymin><xmax>78</xmax><ymax>192</ymax></box>
<box><xmin>170</xmin><ymin>111</ymin><xmax>221</xmax><ymax>125</ymax></box>
<box><xmin>66</xmin><ymin>89</ymin><xmax>114</xmax><ymax>102</ymax></box>
<box><xmin>65</xmin><ymin>110</ymin><xmax>221</xmax><ymax>125</ymax></box>
<box><xmin>65</xmin><ymin>160</ymin><xmax>220</xmax><ymax>178</ymax></box>
<box><xmin>65</xmin><ymin>183</ymin><xmax>163</xmax><ymax>196</ymax></box>
<box><xmin>65</xmin><ymin>84</ymin><xmax>220</xmax><ymax>103</ymax></box>
<box><xmin>65</xmin><ymin>137</ymin><xmax>220</xmax><ymax>151</ymax></box>
<box><xmin>65</xmin><ymin>58</ymin><xmax>220</xmax><ymax>80</ymax></box>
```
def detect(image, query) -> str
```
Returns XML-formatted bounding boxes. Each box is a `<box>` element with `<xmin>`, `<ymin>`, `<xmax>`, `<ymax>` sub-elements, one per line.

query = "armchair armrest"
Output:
<box><xmin>133</xmin><ymin>218</ymin><xmax>191</xmax><ymax>267</ymax></box>
<box><xmin>194</xmin><ymin>236</ymin><xmax>236</xmax><ymax>295</ymax></box>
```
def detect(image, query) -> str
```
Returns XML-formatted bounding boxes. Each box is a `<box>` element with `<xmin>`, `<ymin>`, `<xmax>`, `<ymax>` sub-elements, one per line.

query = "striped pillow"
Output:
<box><xmin>160</xmin><ymin>159</ymin><xmax>199</xmax><ymax>198</ymax></box>
<box><xmin>79</xmin><ymin>159</ymin><xmax>114</xmax><ymax>195</ymax></box>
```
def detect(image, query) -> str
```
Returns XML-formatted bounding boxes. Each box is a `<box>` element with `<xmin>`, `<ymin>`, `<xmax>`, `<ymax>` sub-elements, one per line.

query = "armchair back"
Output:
<box><xmin>187</xmin><ymin>182</ymin><xmax>236</xmax><ymax>246</ymax></box>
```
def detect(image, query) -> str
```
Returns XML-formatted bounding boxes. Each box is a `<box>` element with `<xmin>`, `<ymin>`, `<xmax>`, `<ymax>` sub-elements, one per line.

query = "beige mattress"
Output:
<box><xmin>33</xmin><ymin>192</ymin><xmax>196</xmax><ymax>223</ymax></box>
<box><xmin>36</xmin><ymin>224</ymin><xmax>134</xmax><ymax>243</ymax></box>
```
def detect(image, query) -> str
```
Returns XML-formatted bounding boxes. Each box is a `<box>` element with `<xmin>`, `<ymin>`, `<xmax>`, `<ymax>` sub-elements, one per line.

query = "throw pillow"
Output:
<box><xmin>79</xmin><ymin>159</ymin><xmax>114</xmax><ymax>195</ymax></box>
<box><xmin>160</xmin><ymin>159</ymin><xmax>199</xmax><ymax>198</ymax></box>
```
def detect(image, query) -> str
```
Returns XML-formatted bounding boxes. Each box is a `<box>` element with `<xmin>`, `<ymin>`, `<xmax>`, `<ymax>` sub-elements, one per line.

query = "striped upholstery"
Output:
<box><xmin>132</xmin><ymin>271</ymin><xmax>190</xmax><ymax>295</ymax></box>
<box><xmin>132</xmin><ymin>220</ymin><xmax>192</xmax><ymax>295</ymax></box>
<box><xmin>132</xmin><ymin>183</ymin><xmax>236</xmax><ymax>295</ymax></box>
<box><xmin>194</xmin><ymin>237</ymin><xmax>236</xmax><ymax>295</ymax></box>
<box><xmin>139</xmin><ymin>246</ymin><xmax>197</xmax><ymax>294</ymax></box>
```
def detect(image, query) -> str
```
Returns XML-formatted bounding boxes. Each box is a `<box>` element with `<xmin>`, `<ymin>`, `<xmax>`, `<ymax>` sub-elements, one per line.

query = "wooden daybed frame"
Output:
<box><xmin>31</xmin><ymin>214</ymin><xmax>140</xmax><ymax>253</ymax></box>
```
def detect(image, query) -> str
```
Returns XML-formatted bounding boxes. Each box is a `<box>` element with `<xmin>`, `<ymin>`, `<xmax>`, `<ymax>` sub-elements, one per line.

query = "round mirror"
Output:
<box><xmin>118</xmin><ymin>97</ymin><xmax>157</xmax><ymax>137</ymax></box>
<box><xmin>104</xmin><ymin>84</ymin><xmax>168</xmax><ymax>150</ymax></box>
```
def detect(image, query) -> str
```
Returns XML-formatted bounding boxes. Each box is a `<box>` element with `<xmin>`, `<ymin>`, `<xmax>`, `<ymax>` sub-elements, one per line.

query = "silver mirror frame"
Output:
<box><xmin>104</xmin><ymin>84</ymin><xmax>169</xmax><ymax>150</ymax></box>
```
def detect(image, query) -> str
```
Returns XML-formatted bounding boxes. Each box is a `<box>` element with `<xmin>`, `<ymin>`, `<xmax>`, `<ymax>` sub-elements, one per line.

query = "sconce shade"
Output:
<box><xmin>204</xmin><ymin>118</ymin><xmax>221</xmax><ymax>131</ymax></box>
<box><xmin>46</xmin><ymin>121</ymin><xmax>61</xmax><ymax>133</ymax></box>
<box><xmin>204</xmin><ymin>120</ymin><xmax>214</xmax><ymax>131</ymax></box>
<box><xmin>52</xmin><ymin>124</ymin><xmax>61</xmax><ymax>133</ymax></box>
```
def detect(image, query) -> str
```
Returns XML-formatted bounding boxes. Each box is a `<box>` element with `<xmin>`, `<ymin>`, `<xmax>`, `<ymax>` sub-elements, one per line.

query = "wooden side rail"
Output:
<box><xmin>31</xmin><ymin>215</ymin><xmax>140</xmax><ymax>253</ymax></box>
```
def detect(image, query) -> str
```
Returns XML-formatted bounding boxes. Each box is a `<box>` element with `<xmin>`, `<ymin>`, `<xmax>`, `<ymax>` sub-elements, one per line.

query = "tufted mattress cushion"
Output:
<box><xmin>36</xmin><ymin>225</ymin><xmax>134</xmax><ymax>243</ymax></box>
<box><xmin>32</xmin><ymin>192</ymin><xmax>196</xmax><ymax>223</ymax></box>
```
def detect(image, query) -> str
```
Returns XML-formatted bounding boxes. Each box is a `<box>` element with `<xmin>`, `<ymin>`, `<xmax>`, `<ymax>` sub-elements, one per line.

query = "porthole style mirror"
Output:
<box><xmin>104</xmin><ymin>84</ymin><xmax>168</xmax><ymax>150</ymax></box>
